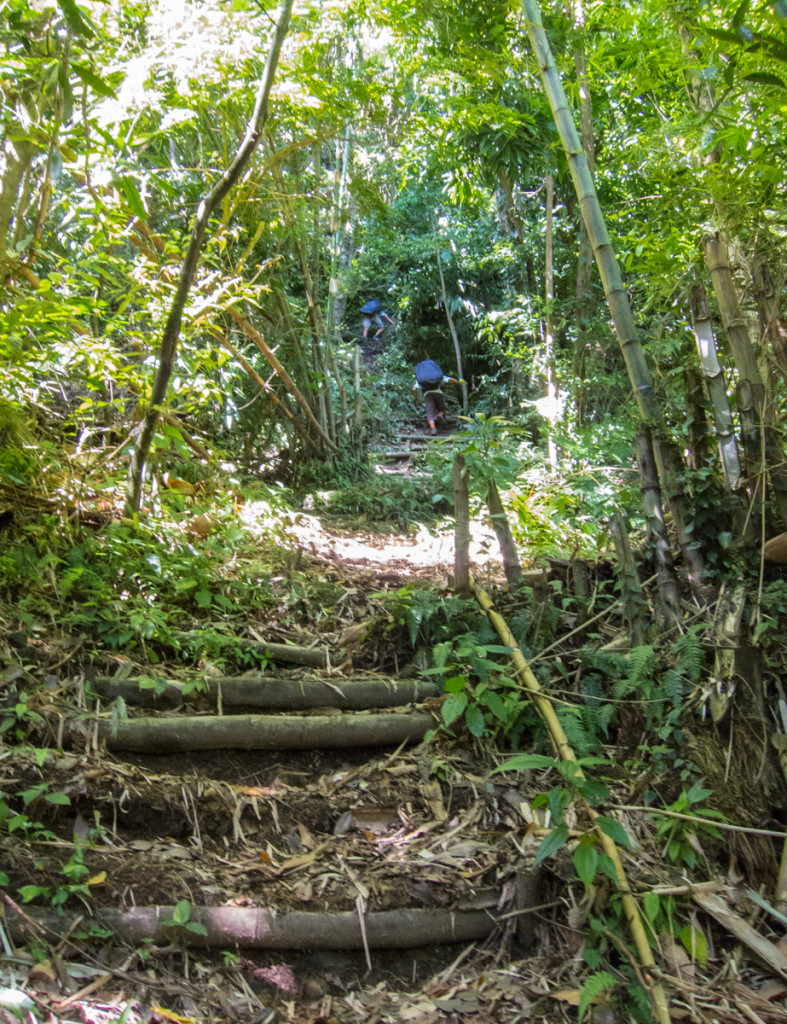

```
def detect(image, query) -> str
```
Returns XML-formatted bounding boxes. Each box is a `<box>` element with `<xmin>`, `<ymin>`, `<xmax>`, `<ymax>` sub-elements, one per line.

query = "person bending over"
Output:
<box><xmin>412</xmin><ymin>359</ymin><xmax>462</xmax><ymax>435</ymax></box>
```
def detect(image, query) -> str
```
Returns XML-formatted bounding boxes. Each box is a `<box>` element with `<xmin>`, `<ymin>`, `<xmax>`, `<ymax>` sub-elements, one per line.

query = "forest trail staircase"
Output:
<box><xmin>4</xmin><ymin>637</ymin><xmax>539</xmax><ymax>979</ymax></box>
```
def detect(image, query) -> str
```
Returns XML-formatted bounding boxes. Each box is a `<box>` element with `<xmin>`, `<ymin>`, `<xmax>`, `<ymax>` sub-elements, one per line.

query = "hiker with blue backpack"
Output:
<box><xmin>360</xmin><ymin>299</ymin><xmax>395</xmax><ymax>339</ymax></box>
<box><xmin>413</xmin><ymin>359</ymin><xmax>463</xmax><ymax>435</ymax></box>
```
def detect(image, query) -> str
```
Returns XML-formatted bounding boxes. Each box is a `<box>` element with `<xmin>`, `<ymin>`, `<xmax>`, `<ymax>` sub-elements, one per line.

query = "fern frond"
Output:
<box><xmin>662</xmin><ymin>668</ymin><xmax>686</xmax><ymax>708</ymax></box>
<box><xmin>671</xmin><ymin>628</ymin><xmax>704</xmax><ymax>682</ymax></box>
<box><xmin>627</xmin><ymin>645</ymin><xmax>656</xmax><ymax>683</ymax></box>
<box><xmin>578</xmin><ymin>970</ymin><xmax>617</xmax><ymax>1022</ymax></box>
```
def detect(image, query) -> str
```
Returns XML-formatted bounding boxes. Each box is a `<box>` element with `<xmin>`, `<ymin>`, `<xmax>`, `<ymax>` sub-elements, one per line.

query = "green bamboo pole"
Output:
<box><xmin>521</xmin><ymin>0</ymin><xmax>704</xmax><ymax>596</ymax></box>
<box><xmin>473</xmin><ymin>580</ymin><xmax>672</xmax><ymax>1024</ymax></box>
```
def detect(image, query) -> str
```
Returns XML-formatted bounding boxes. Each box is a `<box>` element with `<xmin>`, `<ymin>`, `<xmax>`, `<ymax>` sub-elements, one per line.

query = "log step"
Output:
<box><xmin>89</xmin><ymin>675</ymin><xmax>441</xmax><ymax>710</ymax></box>
<box><xmin>68</xmin><ymin>710</ymin><xmax>433</xmax><ymax>753</ymax></box>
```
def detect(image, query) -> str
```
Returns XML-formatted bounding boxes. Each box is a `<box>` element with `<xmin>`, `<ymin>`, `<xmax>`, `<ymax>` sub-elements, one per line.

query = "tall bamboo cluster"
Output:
<box><xmin>523</xmin><ymin>0</ymin><xmax>787</xmax><ymax>599</ymax></box>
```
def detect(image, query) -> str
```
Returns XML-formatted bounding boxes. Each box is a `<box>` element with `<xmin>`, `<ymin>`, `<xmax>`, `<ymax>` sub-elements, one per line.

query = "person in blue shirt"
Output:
<box><xmin>412</xmin><ymin>362</ymin><xmax>461</xmax><ymax>435</ymax></box>
<box><xmin>362</xmin><ymin>307</ymin><xmax>395</xmax><ymax>340</ymax></box>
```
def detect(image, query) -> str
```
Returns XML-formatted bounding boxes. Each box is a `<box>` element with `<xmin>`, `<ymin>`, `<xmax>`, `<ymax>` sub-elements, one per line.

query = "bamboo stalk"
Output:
<box><xmin>521</xmin><ymin>0</ymin><xmax>704</xmax><ymax>596</ymax></box>
<box><xmin>472</xmin><ymin>579</ymin><xmax>672</xmax><ymax>1024</ymax></box>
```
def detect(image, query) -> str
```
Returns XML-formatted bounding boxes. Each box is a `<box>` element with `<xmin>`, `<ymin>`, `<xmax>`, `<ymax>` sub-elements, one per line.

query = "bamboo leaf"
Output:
<box><xmin>56</xmin><ymin>0</ymin><xmax>94</xmax><ymax>36</ymax></box>
<box><xmin>72</xmin><ymin>62</ymin><xmax>118</xmax><ymax>98</ymax></box>
<box><xmin>743</xmin><ymin>71</ymin><xmax>786</xmax><ymax>87</ymax></box>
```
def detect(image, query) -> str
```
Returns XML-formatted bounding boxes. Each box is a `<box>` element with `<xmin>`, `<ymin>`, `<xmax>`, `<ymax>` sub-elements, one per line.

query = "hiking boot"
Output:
<box><xmin>429</xmin><ymin>425</ymin><xmax>437</xmax><ymax>436</ymax></box>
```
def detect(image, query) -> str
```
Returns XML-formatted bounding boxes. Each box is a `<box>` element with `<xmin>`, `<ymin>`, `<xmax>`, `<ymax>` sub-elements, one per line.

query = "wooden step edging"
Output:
<box><xmin>88</xmin><ymin>676</ymin><xmax>441</xmax><ymax>711</ymax></box>
<box><xmin>4</xmin><ymin>900</ymin><xmax>533</xmax><ymax>950</ymax></box>
<box><xmin>67</xmin><ymin>711</ymin><xmax>434</xmax><ymax>753</ymax></box>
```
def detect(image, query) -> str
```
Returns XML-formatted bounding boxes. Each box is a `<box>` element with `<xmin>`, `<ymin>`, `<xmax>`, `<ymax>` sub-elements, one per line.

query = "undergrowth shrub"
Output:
<box><xmin>319</xmin><ymin>475</ymin><xmax>445</xmax><ymax>526</ymax></box>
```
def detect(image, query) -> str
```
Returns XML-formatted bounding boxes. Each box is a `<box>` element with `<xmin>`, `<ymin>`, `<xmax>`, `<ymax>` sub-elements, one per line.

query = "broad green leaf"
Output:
<box><xmin>679</xmin><ymin>925</ymin><xmax>708</xmax><ymax>964</ymax></box>
<box><xmin>491</xmin><ymin>754</ymin><xmax>555</xmax><ymax>774</ymax></box>
<box><xmin>575</xmin><ymin>777</ymin><xmax>610</xmax><ymax>805</ymax></box>
<box><xmin>465</xmin><ymin>704</ymin><xmax>486</xmax><ymax>737</ymax></box>
<box><xmin>172</xmin><ymin>900</ymin><xmax>191</xmax><ymax>925</ymax></box>
<box><xmin>595</xmin><ymin>816</ymin><xmax>632</xmax><ymax>848</ymax></box>
<box><xmin>441</xmin><ymin>692</ymin><xmax>467</xmax><ymax>726</ymax></box>
<box><xmin>573</xmin><ymin>837</ymin><xmax>598</xmax><ymax>887</ymax></box>
<box><xmin>186</xmin><ymin>920</ymin><xmax>208</xmax><ymax>936</ymax></box>
<box><xmin>643</xmin><ymin>891</ymin><xmax>660</xmax><ymax>923</ymax></box>
<box><xmin>534</xmin><ymin>823</ymin><xmax>570</xmax><ymax>865</ymax></box>
<box><xmin>44</xmin><ymin>792</ymin><xmax>71</xmax><ymax>805</ymax></box>
<box><xmin>444</xmin><ymin>675</ymin><xmax>466</xmax><ymax>693</ymax></box>
<box><xmin>481</xmin><ymin>690</ymin><xmax>508</xmax><ymax>722</ymax></box>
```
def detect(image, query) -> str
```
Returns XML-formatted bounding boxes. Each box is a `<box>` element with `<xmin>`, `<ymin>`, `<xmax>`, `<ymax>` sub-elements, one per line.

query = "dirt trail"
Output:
<box><xmin>1</xmin><ymin>499</ymin><xmax>542</xmax><ymax>1024</ymax></box>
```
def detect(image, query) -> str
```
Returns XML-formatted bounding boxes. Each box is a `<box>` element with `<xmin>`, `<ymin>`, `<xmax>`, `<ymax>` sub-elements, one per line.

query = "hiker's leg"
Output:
<box><xmin>425</xmin><ymin>392</ymin><xmax>439</xmax><ymax>431</ymax></box>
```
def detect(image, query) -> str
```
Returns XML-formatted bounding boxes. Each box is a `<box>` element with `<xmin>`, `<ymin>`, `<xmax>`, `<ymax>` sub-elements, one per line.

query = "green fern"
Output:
<box><xmin>578</xmin><ymin>970</ymin><xmax>617</xmax><ymax>1022</ymax></box>
<box><xmin>627</xmin><ymin>645</ymin><xmax>656</xmax><ymax>683</ymax></box>
<box><xmin>662</xmin><ymin>668</ymin><xmax>686</xmax><ymax>709</ymax></box>
<box><xmin>671</xmin><ymin>627</ymin><xmax>704</xmax><ymax>682</ymax></box>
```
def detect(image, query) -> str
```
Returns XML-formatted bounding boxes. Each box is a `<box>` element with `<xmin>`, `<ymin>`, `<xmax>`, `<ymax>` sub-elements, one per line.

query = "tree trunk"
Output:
<box><xmin>125</xmin><ymin>0</ymin><xmax>294</xmax><ymax>514</ymax></box>
<box><xmin>454</xmin><ymin>452</ymin><xmax>471</xmax><ymax>593</ymax></box>
<box><xmin>543</xmin><ymin>170</ymin><xmax>558</xmax><ymax>470</ymax></box>
<box><xmin>572</xmin><ymin>0</ymin><xmax>595</xmax><ymax>428</ymax></box>
<box><xmin>75</xmin><ymin>710</ymin><xmax>432</xmax><ymax>753</ymax></box>
<box><xmin>432</xmin><ymin>212</ymin><xmax>468</xmax><ymax>413</ymax></box>
<box><xmin>609</xmin><ymin>512</ymin><xmax>647</xmax><ymax>648</ymax></box>
<box><xmin>0</xmin><ymin>111</ymin><xmax>36</xmax><ymax>282</ymax></box>
<box><xmin>486</xmin><ymin>478</ymin><xmax>522</xmax><ymax>586</ymax></box>
<box><xmin>751</xmin><ymin>255</ymin><xmax>787</xmax><ymax>387</ymax></box>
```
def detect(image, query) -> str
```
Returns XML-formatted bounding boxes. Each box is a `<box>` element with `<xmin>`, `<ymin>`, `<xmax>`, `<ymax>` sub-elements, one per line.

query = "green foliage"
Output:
<box><xmin>422</xmin><ymin>631</ymin><xmax>529</xmax><ymax>739</ymax></box>
<box><xmin>0</xmin><ymin>692</ymin><xmax>45</xmax><ymax>743</ymax></box>
<box><xmin>315</xmin><ymin>475</ymin><xmax>441</xmax><ymax>527</ymax></box>
<box><xmin>162</xmin><ymin>900</ymin><xmax>208</xmax><ymax>938</ymax></box>
<box><xmin>380</xmin><ymin>587</ymin><xmax>482</xmax><ymax>649</ymax></box>
<box><xmin>578</xmin><ymin>971</ymin><xmax>617</xmax><ymax>1023</ymax></box>
<box><xmin>652</xmin><ymin>782</ymin><xmax>727</xmax><ymax>871</ymax></box>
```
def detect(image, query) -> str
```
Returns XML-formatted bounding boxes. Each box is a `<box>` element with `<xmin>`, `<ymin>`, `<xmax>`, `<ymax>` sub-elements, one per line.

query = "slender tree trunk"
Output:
<box><xmin>432</xmin><ymin>212</ymin><xmax>468</xmax><ymax>413</ymax></box>
<box><xmin>572</xmin><ymin>0</ymin><xmax>595</xmax><ymax>427</ymax></box>
<box><xmin>0</xmin><ymin>112</ymin><xmax>36</xmax><ymax>282</ymax></box>
<box><xmin>486</xmin><ymin>479</ymin><xmax>522</xmax><ymax>586</ymax></box>
<box><xmin>751</xmin><ymin>255</ymin><xmax>787</xmax><ymax>387</ymax></box>
<box><xmin>213</xmin><ymin>330</ymin><xmax>321</xmax><ymax>455</ymax></box>
<box><xmin>543</xmin><ymin>170</ymin><xmax>558</xmax><ymax>470</ymax></box>
<box><xmin>454</xmin><ymin>453</ymin><xmax>471</xmax><ymax>594</ymax></box>
<box><xmin>521</xmin><ymin>0</ymin><xmax>704</xmax><ymax>592</ymax></box>
<box><xmin>610</xmin><ymin>512</ymin><xmax>647</xmax><ymax>648</ymax></box>
<box><xmin>683</xmin><ymin>366</ymin><xmax>711</xmax><ymax>474</ymax></box>
<box><xmin>125</xmin><ymin>0</ymin><xmax>294</xmax><ymax>514</ymax></box>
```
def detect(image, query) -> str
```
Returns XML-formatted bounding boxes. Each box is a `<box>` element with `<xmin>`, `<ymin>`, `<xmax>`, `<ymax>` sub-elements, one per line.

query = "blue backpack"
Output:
<box><xmin>415</xmin><ymin>360</ymin><xmax>444</xmax><ymax>388</ymax></box>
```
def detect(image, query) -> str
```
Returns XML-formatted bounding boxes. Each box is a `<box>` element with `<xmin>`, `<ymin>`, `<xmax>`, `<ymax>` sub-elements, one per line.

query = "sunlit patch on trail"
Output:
<box><xmin>239</xmin><ymin>503</ymin><xmax>501</xmax><ymax>569</ymax></box>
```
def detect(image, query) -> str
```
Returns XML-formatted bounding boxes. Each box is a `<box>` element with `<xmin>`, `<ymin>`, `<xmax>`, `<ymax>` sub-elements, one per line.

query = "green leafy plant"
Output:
<box><xmin>162</xmin><ymin>900</ymin><xmax>208</xmax><ymax>938</ymax></box>
<box><xmin>651</xmin><ymin>782</ymin><xmax>726</xmax><ymax>870</ymax></box>
<box><xmin>424</xmin><ymin>633</ymin><xmax>527</xmax><ymax>738</ymax></box>
<box><xmin>0</xmin><ymin>691</ymin><xmax>45</xmax><ymax>742</ymax></box>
